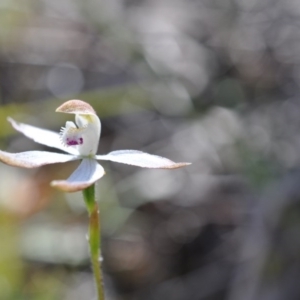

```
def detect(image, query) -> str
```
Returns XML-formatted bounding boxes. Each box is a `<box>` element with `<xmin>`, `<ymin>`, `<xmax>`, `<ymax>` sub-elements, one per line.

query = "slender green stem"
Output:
<box><xmin>83</xmin><ymin>184</ymin><xmax>104</xmax><ymax>300</ymax></box>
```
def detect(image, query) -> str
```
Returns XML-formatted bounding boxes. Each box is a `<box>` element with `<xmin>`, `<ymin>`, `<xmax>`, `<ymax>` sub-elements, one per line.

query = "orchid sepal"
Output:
<box><xmin>97</xmin><ymin>150</ymin><xmax>191</xmax><ymax>169</ymax></box>
<box><xmin>0</xmin><ymin>150</ymin><xmax>77</xmax><ymax>168</ymax></box>
<box><xmin>56</xmin><ymin>99</ymin><xmax>97</xmax><ymax>115</ymax></box>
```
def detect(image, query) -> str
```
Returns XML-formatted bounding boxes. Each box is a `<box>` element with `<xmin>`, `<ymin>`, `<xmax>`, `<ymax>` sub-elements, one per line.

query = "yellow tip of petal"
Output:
<box><xmin>56</xmin><ymin>100</ymin><xmax>96</xmax><ymax>115</ymax></box>
<box><xmin>50</xmin><ymin>180</ymin><xmax>90</xmax><ymax>193</ymax></box>
<box><xmin>162</xmin><ymin>162</ymin><xmax>192</xmax><ymax>169</ymax></box>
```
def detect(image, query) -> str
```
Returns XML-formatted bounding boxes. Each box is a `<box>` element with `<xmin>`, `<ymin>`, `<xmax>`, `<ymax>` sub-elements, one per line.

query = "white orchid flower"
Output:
<box><xmin>0</xmin><ymin>100</ymin><xmax>190</xmax><ymax>192</ymax></box>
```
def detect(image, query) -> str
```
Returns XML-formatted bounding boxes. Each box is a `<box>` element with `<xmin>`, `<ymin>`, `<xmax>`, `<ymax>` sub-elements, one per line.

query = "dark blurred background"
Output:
<box><xmin>1</xmin><ymin>0</ymin><xmax>300</xmax><ymax>299</ymax></box>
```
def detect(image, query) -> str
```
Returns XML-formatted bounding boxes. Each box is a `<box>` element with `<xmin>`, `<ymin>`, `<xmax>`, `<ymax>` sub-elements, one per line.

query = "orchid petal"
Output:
<box><xmin>0</xmin><ymin>150</ymin><xmax>77</xmax><ymax>168</ymax></box>
<box><xmin>8</xmin><ymin>118</ymin><xmax>79</xmax><ymax>155</ymax></box>
<box><xmin>97</xmin><ymin>150</ymin><xmax>191</xmax><ymax>169</ymax></box>
<box><xmin>51</xmin><ymin>158</ymin><xmax>105</xmax><ymax>192</ymax></box>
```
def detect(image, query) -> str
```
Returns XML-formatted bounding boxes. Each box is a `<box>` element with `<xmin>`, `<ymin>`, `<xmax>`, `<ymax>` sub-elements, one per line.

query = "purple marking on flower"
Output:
<box><xmin>66</xmin><ymin>138</ymin><xmax>80</xmax><ymax>146</ymax></box>
<box><xmin>79</xmin><ymin>137</ymin><xmax>83</xmax><ymax>144</ymax></box>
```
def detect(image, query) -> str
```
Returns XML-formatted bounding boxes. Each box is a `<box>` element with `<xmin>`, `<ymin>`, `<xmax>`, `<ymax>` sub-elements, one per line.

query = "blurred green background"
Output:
<box><xmin>1</xmin><ymin>0</ymin><xmax>300</xmax><ymax>299</ymax></box>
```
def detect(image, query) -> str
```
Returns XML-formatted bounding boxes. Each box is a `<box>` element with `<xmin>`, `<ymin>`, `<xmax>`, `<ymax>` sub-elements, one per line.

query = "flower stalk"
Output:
<box><xmin>83</xmin><ymin>184</ymin><xmax>104</xmax><ymax>300</ymax></box>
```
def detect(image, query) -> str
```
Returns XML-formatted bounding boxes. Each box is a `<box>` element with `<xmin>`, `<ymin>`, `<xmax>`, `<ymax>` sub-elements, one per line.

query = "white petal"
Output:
<box><xmin>8</xmin><ymin>118</ymin><xmax>79</xmax><ymax>155</ymax></box>
<box><xmin>0</xmin><ymin>150</ymin><xmax>77</xmax><ymax>168</ymax></box>
<box><xmin>97</xmin><ymin>150</ymin><xmax>191</xmax><ymax>169</ymax></box>
<box><xmin>51</xmin><ymin>158</ymin><xmax>105</xmax><ymax>192</ymax></box>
